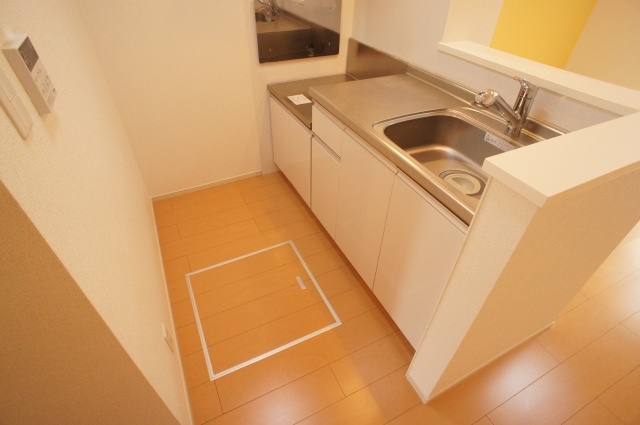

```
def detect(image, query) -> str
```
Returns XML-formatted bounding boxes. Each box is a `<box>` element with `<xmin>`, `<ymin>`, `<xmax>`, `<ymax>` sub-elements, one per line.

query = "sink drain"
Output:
<box><xmin>440</xmin><ymin>170</ymin><xmax>485</xmax><ymax>196</ymax></box>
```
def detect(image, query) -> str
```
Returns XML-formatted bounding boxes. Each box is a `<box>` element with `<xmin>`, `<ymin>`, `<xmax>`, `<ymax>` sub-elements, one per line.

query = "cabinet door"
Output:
<box><xmin>270</xmin><ymin>97</ymin><xmax>289</xmax><ymax>171</ymax></box>
<box><xmin>311</xmin><ymin>137</ymin><xmax>340</xmax><ymax>238</ymax></box>
<box><xmin>269</xmin><ymin>97</ymin><xmax>311</xmax><ymax>206</ymax></box>
<box><xmin>336</xmin><ymin>131</ymin><xmax>396</xmax><ymax>288</ymax></box>
<box><xmin>373</xmin><ymin>172</ymin><xmax>466</xmax><ymax>348</ymax></box>
<box><xmin>287</xmin><ymin>116</ymin><xmax>311</xmax><ymax>206</ymax></box>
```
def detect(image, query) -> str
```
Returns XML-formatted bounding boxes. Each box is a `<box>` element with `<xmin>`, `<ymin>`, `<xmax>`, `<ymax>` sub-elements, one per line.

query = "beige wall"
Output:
<box><xmin>0</xmin><ymin>0</ymin><xmax>189</xmax><ymax>423</ymax></box>
<box><xmin>0</xmin><ymin>183</ymin><xmax>180</xmax><ymax>425</ymax></box>
<box><xmin>75</xmin><ymin>0</ymin><xmax>263</xmax><ymax>197</ymax></box>
<box><xmin>566</xmin><ymin>0</ymin><xmax>640</xmax><ymax>91</ymax></box>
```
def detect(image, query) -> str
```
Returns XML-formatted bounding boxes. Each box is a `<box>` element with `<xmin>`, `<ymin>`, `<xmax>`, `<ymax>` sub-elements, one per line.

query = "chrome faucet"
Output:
<box><xmin>258</xmin><ymin>0</ymin><xmax>280</xmax><ymax>16</ymax></box>
<box><xmin>473</xmin><ymin>77</ymin><xmax>538</xmax><ymax>137</ymax></box>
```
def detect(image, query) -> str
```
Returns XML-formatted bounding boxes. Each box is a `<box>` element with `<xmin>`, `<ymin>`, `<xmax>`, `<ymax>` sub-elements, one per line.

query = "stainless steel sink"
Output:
<box><xmin>372</xmin><ymin>107</ymin><xmax>564</xmax><ymax>224</ymax></box>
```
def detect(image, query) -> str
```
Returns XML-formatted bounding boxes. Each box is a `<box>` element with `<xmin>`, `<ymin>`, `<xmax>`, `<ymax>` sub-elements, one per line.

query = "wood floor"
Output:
<box><xmin>153</xmin><ymin>172</ymin><xmax>640</xmax><ymax>425</ymax></box>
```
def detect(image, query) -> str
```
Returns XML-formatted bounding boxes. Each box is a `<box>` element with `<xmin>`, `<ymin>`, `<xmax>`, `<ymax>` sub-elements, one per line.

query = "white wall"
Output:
<box><xmin>352</xmin><ymin>0</ymin><xmax>450</xmax><ymax>70</ymax></box>
<box><xmin>0</xmin><ymin>1</ymin><xmax>189</xmax><ymax>423</ymax></box>
<box><xmin>566</xmin><ymin>0</ymin><xmax>640</xmax><ymax>91</ymax></box>
<box><xmin>76</xmin><ymin>0</ymin><xmax>263</xmax><ymax>197</ymax></box>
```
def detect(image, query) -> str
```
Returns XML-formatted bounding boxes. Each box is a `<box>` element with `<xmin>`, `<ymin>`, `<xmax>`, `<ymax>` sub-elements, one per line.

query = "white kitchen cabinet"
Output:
<box><xmin>335</xmin><ymin>130</ymin><xmax>397</xmax><ymax>289</ymax></box>
<box><xmin>312</xmin><ymin>104</ymin><xmax>344</xmax><ymax>156</ymax></box>
<box><xmin>373</xmin><ymin>172</ymin><xmax>466</xmax><ymax>348</ymax></box>
<box><xmin>311</xmin><ymin>137</ymin><xmax>340</xmax><ymax>238</ymax></box>
<box><xmin>269</xmin><ymin>96</ymin><xmax>311</xmax><ymax>205</ymax></box>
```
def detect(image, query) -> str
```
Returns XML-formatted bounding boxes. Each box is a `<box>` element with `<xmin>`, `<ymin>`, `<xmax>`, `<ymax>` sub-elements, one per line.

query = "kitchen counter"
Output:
<box><xmin>310</xmin><ymin>73</ymin><xmax>486</xmax><ymax>223</ymax></box>
<box><xmin>309</xmin><ymin>72</ymin><xmax>640</xmax><ymax>212</ymax></box>
<box><xmin>267</xmin><ymin>74</ymin><xmax>355</xmax><ymax>129</ymax></box>
<box><xmin>309</xmin><ymin>73</ymin><xmax>468</xmax><ymax>146</ymax></box>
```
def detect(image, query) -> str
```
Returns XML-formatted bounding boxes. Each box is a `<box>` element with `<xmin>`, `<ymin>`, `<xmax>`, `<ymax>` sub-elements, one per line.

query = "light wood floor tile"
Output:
<box><xmin>167</xmin><ymin>277</ymin><xmax>190</xmax><ymax>304</ymax></box>
<box><xmin>163</xmin><ymin>256</ymin><xmax>191</xmax><ymax>281</ymax></box>
<box><xmin>563</xmin><ymin>400</ymin><xmax>625</xmax><ymax>425</ymax></box>
<box><xmin>177</xmin><ymin>205</ymin><xmax>256</xmax><ymax>239</ymax></box>
<box><xmin>625</xmin><ymin>311</ymin><xmax>640</xmax><ymax>338</ymax></box>
<box><xmin>204</xmin><ymin>367</ymin><xmax>344</xmax><ymax>425</ymax></box>
<box><xmin>329</xmin><ymin>286</ymin><xmax>377</xmax><ymax>322</ymax></box>
<box><xmin>473</xmin><ymin>418</ymin><xmax>494</xmax><ymax>425</ymax></box>
<box><xmin>580</xmin><ymin>237</ymin><xmax>640</xmax><ymax>298</ymax></box>
<box><xmin>199</xmin><ymin>281</ymin><xmax>323</xmax><ymax>346</ymax></box>
<box><xmin>189</xmin><ymin>381</ymin><xmax>223</xmax><ymax>425</ymax></box>
<box><xmin>194</xmin><ymin>261</ymin><xmax>308</xmax><ymax>319</ymax></box>
<box><xmin>387</xmin><ymin>340</ymin><xmax>557</xmax><ymax>425</ymax></box>
<box><xmin>240</xmin><ymin>180</ymin><xmax>294</xmax><ymax>205</ymax></box>
<box><xmin>168</xmin><ymin>183</ymin><xmax>240</xmax><ymax>211</ymax></box>
<box><xmin>161</xmin><ymin>219</ymin><xmax>260</xmax><ymax>261</ymax></box>
<box><xmin>215</xmin><ymin>309</ymin><xmax>396</xmax><ymax>412</ymax></box>
<box><xmin>330</xmin><ymin>332</ymin><xmax>413</xmax><ymax>396</ymax></box>
<box><xmin>178</xmin><ymin>193</ymin><xmax>299</xmax><ymax>238</ymax></box>
<box><xmin>188</xmin><ymin>243</ymin><xmax>298</xmax><ymax>295</ymax></box>
<box><xmin>176</xmin><ymin>322</ymin><xmax>202</xmax><ymax>357</ymax></box>
<box><xmin>296</xmin><ymin>366</ymin><xmax>421</xmax><ymax>425</ymax></box>
<box><xmin>183</xmin><ymin>350</ymin><xmax>210</xmax><ymax>389</ymax></box>
<box><xmin>598</xmin><ymin>365</ymin><xmax>640</xmax><ymax>424</ymax></box>
<box><xmin>187</xmin><ymin>217</ymin><xmax>322</xmax><ymax>271</ymax></box>
<box><xmin>171</xmin><ymin>297</ymin><xmax>196</xmax><ymax>328</ymax></box>
<box><xmin>244</xmin><ymin>191</ymin><xmax>303</xmax><ymax>221</ymax></box>
<box><xmin>168</xmin><ymin>172</ymin><xmax>283</xmax><ymax>211</ymax></box>
<box><xmin>537</xmin><ymin>270</ymin><xmax>640</xmax><ymax>362</ymax></box>
<box><xmin>304</xmin><ymin>248</ymin><xmax>348</xmax><ymax>277</ymax></box>
<box><xmin>315</xmin><ymin>266</ymin><xmax>361</xmax><ymax>298</ymax></box>
<box><xmin>153</xmin><ymin>198</ymin><xmax>173</xmax><ymax>214</ymax></box>
<box><xmin>157</xmin><ymin>193</ymin><xmax>247</xmax><ymax>228</ymax></box>
<box><xmin>294</xmin><ymin>232</ymin><xmax>335</xmax><ymax>258</ymax></box>
<box><xmin>488</xmin><ymin>326</ymin><xmax>640</xmax><ymax>425</ymax></box>
<box><xmin>208</xmin><ymin>302</ymin><xmax>337</xmax><ymax>373</ymax></box>
<box><xmin>254</xmin><ymin>204</ymin><xmax>313</xmax><ymax>232</ymax></box>
<box><xmin>158</xmin><ymin>225</ymin><xmax>181</xmax><ymax>244</ymax></box>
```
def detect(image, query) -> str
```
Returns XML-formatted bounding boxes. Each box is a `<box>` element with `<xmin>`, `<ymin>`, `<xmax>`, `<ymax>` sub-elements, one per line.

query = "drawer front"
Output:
<box><xmin>312</xmin><ymin>104</ymin><xmax>344</xmax><ymax>157</ymax></box>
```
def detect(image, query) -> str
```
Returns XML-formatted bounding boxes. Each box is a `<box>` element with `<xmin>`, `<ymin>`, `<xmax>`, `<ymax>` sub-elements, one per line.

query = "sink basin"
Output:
<box><xmin>375</xmin><ymin>110</ymin><xmax>513</xmax><ymax>200</ymax></box>
<box><xmin>372</xmin><ymin>108</ymin><xmax>564</xmax><ymax>223</ymax></box>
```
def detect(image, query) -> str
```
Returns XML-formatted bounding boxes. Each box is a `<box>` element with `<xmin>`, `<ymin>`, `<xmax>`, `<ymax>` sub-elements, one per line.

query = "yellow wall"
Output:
<box><xmin>490</xmin><ymin>0</ymin><xmax>597</xmax><ymax>68</ymax></box>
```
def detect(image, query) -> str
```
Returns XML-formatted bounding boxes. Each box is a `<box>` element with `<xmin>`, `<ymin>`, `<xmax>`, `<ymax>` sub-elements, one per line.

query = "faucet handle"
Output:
<box><xmin>514</xmin><ymin>77</ymin><xmax>539</xmax><ymax>98</ymax></box>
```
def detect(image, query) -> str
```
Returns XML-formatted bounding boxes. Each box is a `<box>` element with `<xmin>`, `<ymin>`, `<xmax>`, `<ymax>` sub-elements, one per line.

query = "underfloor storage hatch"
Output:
<box><xmin>186</xmin><ymin>240</ymin><xmax>341</xmax><ymax>380</ymax></box>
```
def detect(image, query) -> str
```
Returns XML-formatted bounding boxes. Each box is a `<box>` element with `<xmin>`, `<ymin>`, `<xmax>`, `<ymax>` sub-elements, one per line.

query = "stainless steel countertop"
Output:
<box><xmin>268</xmin><ymin>74</ymin><xmax>355</xmax><ymax>129</ymax></box>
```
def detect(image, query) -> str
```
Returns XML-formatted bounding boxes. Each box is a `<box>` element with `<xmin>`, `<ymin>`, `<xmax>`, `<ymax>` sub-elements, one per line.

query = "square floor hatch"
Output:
<box><xmin>185</xmin><ymin>240</ymin><xmax>341</xmax><ymax>380</ymax></box>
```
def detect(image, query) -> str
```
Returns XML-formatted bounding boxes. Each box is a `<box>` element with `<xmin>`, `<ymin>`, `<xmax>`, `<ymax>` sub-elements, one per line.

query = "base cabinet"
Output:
<box><xmin>269</xmin><ymin>96</ymin><xmax>311</xmax><ymax>205</ymax></box>
<box><xmin>335</xmin><ymin>130</ymin><xmax>396</xmax><ymax>289</ymax></box>
<box><xmin>373</xmin><ymin>172</ymin><xmax>466</xmax><ymax>348</ymax></box>
<box><xmin>311</xmin><ymin>137</ymin><xmax>341</xmax><ymax>238</ymax></box>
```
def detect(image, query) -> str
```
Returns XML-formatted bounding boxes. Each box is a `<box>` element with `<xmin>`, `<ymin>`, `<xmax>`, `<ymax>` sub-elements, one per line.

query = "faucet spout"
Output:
<box><xmin>474</xmin><ymin>89</ymin><xmax>520</xmax><ymax>133</ymax></box>
<box><xmin>473</xmin><ymin>77</ymin><xmax>538</xmax><ymax>137</ymax></box>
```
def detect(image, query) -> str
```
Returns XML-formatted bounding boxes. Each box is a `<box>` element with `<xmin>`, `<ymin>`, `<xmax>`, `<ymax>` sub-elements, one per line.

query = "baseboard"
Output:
<box><xmin>151</xmin><ymin>170</ymin><xmax>263</xmax><ymax>201</ymax></box>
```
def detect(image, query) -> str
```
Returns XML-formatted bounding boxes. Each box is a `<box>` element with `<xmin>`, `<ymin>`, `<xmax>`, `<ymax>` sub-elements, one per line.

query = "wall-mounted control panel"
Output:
<box><xmin>2</xmin><ymin>35</ymin><xmax>56</xmax><ymax>115</ymax></box>
<box><xmin>0</xmin><ymin>65</ymin><xmax>33</xmax><ymax>139</ymax></box>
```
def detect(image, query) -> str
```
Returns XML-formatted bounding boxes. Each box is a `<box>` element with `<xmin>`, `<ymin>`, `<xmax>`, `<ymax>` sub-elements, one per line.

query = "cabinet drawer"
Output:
<box><xmin>312</xmin><ymin>104</ymin><xmax>344</xmax><ymax>157</ymax></box>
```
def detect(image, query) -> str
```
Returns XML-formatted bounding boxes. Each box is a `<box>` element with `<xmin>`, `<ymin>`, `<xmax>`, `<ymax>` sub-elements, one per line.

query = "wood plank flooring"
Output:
<box><xmin>154</xmin><ymin>172</ymin><xmax>640</xmax><ymax>425</ymax></box>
